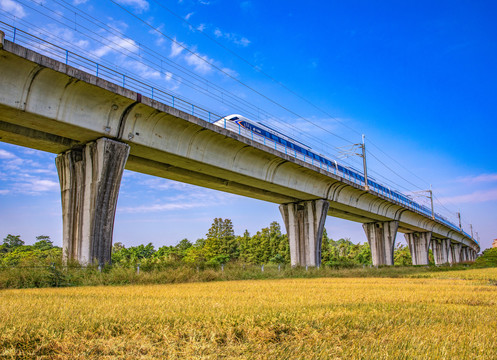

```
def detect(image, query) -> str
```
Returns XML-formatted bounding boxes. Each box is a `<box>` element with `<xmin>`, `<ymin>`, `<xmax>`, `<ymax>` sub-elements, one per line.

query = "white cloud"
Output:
<box><xmin>184</xmin><ymin>51</ymin><xmax>213</xmax><ymax>74</ymax></box>
<box><xmin>221</xmin><ymin>67</ymin><xmax>239</xmax><ymax>78</ymax></box>
<box><xmin>457</xmin><ymin>174</ymin><xmax>497</xmax><ymax>184</ymax></box>
<box><xmin>0</xmin><ymin>149</ymin><xmax>16</xmax><ymax>159</ymax></box>
<box><xmin>0</xmin><ymin>0</ymin><xmax>26</xmax><ymax>18</ymax></box>
<box><xmin>213</xmin><ymin>28</ymin><xmax>250</xmax><ymax>47</ymax></box>
<box><xmin>149</xmin><ymin>24</ymin><xmax>165</xmax><ymax>46</ymax></box>
<box><xmin>438</xmin><ymin>188</ymin><xmax>497</xmax><ymax>205</ymax></box>
<box><xmin>197</xmin><ymin>24</ymin><xmax>206</xmax><ymax>32</ymax></box>
<box><xmin>122</xmin><ymin>59</ymin><xmax>161</xmax><ymax>80</ymax></box>
<box><xmin>27</xmin><ymin>179</ymin><xmax>59</xmax><ymax>192</ymax></box>
<box><xmin>31</xmin><ymin>25</ymin><xmax>89</xmax><ymax>50</ymax></box>
<box><xmin>0</xmin><ymin>189</ymin><xmax>10</xmax><ymax>195</ymax></box>
<box><xmin>119</xmin><ymin>202</ymin><xmax>199</xmax><ymax>213</ymax></box>
<box><xmin>92</xmin><ymin>35</ymin><xmax>139</xmax><ymax>58</ymax></box>
<box><xmin>73</xmin><ymin>0</ymin><xmax>88</xmax><ymax>4</ymax></box>
<box><xmin>115</xmin><ymin>0</ymin><xmax>149</xmax><ymax>12</ymax></box>
<box><xmin>185</xmin><ymin>12</ymin><xmax>194</xmax><ymax>20</ymax></box>
<box><xmin>170</xmin><ymin>38</ymin><xmax>185</xmax><ymax>58</ymax></box>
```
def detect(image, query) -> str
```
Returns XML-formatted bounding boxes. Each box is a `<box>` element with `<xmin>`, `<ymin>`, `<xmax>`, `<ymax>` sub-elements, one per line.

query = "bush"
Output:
<box><xmin>473</xmin><ymin>248</ymin><xmax>497</xmax><ymax>268</ymax></box>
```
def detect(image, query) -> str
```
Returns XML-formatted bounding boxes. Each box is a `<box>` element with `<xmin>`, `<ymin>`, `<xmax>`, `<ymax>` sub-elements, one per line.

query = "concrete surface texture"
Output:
<box><xmin>404</xmin><ymin>232</ymin><xmax>431</xmax><ymax>265</ymax></box>
<box><xmin>279</xmin><ymin>199</ymin><xmax>330</xmax><ymax>267</ymax></box>
<box><xmin>0</xmin><ymin>38</ymin><xmax>479</xmax><ymax>265</ymax></box>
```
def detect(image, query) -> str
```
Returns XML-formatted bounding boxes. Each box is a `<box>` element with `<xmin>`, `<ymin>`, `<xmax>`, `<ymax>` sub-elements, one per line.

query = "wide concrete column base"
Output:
<box><xmin>405</xmin><ymin>232</ymin><xmax>431</xmax><ymax>265</ymax></box>
<box><xmin>56</xmin><ymin>137</ymin><xmax>130</xmax><ymax>265</ymax></box>
<box><xmin>431</xmin><ymin>239</ymin><xmax>451</xmax><ymax>265</ymax></box>
<box><xmin>279</xmin><ymin>199</ymin><xmax>329</xmax><ymax>267</ymax></box>
<box><xmin>362</xmin><ymin>221</ymin><xmax>399</xmax><ymax>266</ymax></box>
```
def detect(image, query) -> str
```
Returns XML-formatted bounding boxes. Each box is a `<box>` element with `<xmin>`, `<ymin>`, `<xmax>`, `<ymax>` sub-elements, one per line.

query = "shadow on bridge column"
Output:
<box><xmin>450</xmin><ymin>243</ymin><xmax>462</xmax><ymax>264</ymax></box>
<box><xmin>460</xmin><ymin>247</ymin><xmax>466</xmax><ymax>262</ymax></box>
<box><xmin>56</xmin><ymin>137</ymin><xmax>129</xmax><ymax>265</ymax></box>
<box><xmin>279</xmin><ymin>199</ymin><xmax>329</xmax><ymax>267</ymax></box>
<box><xmin>431</xmin><ymin>239</ymin><xmax>451</xmax><ymax>265</ymax></box>
<box><xmin>404</xmin><ymin>232</ymin><xmax>431</xmax><ymax>265</ymax></box>
<box><xmin>362</xmin><ymin>221</ymin><xmax>398</xmax><ymax>266</ymax></box>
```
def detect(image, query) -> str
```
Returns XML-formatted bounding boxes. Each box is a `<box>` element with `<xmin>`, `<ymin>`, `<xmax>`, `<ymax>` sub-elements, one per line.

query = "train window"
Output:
<box><xmin>230</xmin><ymin>116</ymin><xmax>239</xmax><ymax>121</ymax></box>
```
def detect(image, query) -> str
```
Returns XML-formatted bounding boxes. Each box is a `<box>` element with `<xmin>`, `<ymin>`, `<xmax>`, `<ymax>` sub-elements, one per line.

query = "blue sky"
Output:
<box><xmin>0</xmin><ymin>0</ymin><xmax>496</xmax><ymax>249</ymax></box>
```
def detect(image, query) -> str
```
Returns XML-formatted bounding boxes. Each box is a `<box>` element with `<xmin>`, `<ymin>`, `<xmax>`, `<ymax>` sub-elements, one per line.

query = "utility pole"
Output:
<box><xmin>470</xmin><ymin>224</ymin><xmax>474</xmax><ymax>239</ymax></box>
<box><xmin>336</xmin><ymin>135</ymin><xmax>369</xmax><ymax>191</ymax></box>
<box><xmin>412</xmin><ymin>187</ymin><xmax>435</xmax><ymax>219</ymax></box>
<box><xmin>361</xmin><ymin>134</ymin><xmax>369</xmax><ymax>191</ymax></box>
<box><xmin>429</xmin><ymin>184</ymin><xmax>434</xmax><ymax>220</ymax></box>
<box><xmin>457</xmin><ymin>212</ymin><xmax>462</xmax><ymax>230</ymax></box>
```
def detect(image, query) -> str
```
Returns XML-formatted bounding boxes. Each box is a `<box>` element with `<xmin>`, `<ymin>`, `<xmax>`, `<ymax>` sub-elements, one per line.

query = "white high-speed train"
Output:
<box><xmin>213</xmin><ymin>114</ymin><xmax>471</xmax><ymax>239</ymax></box>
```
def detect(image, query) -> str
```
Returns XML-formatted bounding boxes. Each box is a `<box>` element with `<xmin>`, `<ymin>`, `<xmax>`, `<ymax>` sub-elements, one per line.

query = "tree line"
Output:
<box><xmin>3</xmin><ymin>218</ymin><xmax>493</xmax><ymax>268</ymax></box>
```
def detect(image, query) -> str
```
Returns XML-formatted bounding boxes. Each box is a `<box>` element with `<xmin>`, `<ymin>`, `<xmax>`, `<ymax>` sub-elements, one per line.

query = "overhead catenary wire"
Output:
<box><xmin>108</xmin><ymin>0</ymin><xmax>355</xmax><ymax>146</ymax></box>
<box><xmin>2</xmin><ymin>0</ymin><xmax>361</xmax><ymax>166</ymax></box>
<box><xmin>0</xmin><ymin>1</ymin><xmax>472</xmax><ymax>232</ymax></box>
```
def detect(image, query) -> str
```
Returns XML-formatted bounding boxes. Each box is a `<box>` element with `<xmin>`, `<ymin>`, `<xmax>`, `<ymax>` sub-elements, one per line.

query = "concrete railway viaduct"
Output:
<box><xmin>0</xmin><ymin>32</ymin><xmax>479</xmax><ymax>266</ymax></box>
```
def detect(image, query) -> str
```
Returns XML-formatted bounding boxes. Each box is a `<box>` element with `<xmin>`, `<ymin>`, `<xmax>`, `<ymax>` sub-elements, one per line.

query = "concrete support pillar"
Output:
<box><xmin>279</xmin><ymin>199</ymin><xmax>329</xmax><ymax>267</ymax></box>
<box><xmin>451</xmin><ymin>243</ymin><xmax>462</xmax><ymax>264</ymax></box>
<box><xmin>362</xmin><ymin>221</ymin><xmax>399</xmax><ymax>266</ymax></box>
<box><xmin>56</xmin><ymin>138</ymin><xmax>129</xmax><ymax>265</ymax></box>
<box><xmin>431</xmin><ymin>239</ymin><xmax>451</xmax><ymax>265</ymax></box>
<box><xmin>446</xmin><ymin>241</ymin><xmax>453</xmax><ymax>264</ymax></box>
<box><xmin>461</xmin><ymin>247</ymin><xmax>469</xmax><ymax>262</ymax></box>
<box><xmin>404</xmin><ymin>232</ymin><xmax>431</xmax><ymax>265</ymax></box>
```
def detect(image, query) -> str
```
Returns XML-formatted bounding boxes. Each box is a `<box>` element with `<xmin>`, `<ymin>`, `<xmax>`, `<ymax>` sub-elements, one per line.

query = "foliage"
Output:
<box><xmin>2</xmin><ymin>234</ymin><xmax>24</xmax><ymax>250</ymax></box>
<box><xmin>393</xmin><ymin>243</ymin><xmax>412</xmax><ymax>266</ymax></box>
<box><xmin>474</xmin><ymin>247</ymin><xmax>497</xmax><ymax>267</ymax></box>
<box><xmin>0</xmin><ymin>235</ymin><xmax>60</xmax><ymax>267</ymax></box>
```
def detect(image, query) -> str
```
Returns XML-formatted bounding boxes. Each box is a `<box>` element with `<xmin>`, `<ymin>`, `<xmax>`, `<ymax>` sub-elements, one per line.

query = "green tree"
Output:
<box><xmin>112</xmin><ymin>242</ymin><xmax>126</xmax><ymax>253</ymax></box>
<box><xmin>204</xmin><ymin>218</ymin><xmax>236</xmax><ymax>263</ymax></box>
<box><xmin>474</xmin><ymin>247</ymin><xmax>497</xmax><ymax>267</ymax></box>
<box><xmin>33</xmin><ymin>235</ymin><xmax>54</xmax><ymax>251</ymax></box>
<box><xmin>3</xmin><ymin>234</ymin><xmax>24</xmax><ymax>251</ymax></box>
<box><xmin>176</xmin><ymin>238</ymin><xmax>193</xmax><ymax>252</ymax></box>
<box><xmin>394</xmin><ymin>243</ymin><xmax>412</xmax><ymax>266</ymax></box>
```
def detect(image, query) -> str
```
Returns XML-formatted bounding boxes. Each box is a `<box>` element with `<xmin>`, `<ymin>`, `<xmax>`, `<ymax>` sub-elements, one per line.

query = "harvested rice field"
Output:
<box><xmin>1</xmin><ymin>273</ymin><xmax>496</xmax><ymax>359</ymax></box>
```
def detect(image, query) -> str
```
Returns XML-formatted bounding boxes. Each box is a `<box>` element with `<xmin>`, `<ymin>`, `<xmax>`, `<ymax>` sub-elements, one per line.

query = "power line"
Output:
<box><xmin>1</xmin><ymin>2</ymin><xmax>467</xmax><ymax>229</ymax></box>
<box><xmin>149</xmin><ymin>0</ymin><xmax>364</xmax><ymax>139</ymax></box>
<box><xmin>108</xmin><ymin>0</ymin><xmax>355</xmax><ymax>146</ymax></box>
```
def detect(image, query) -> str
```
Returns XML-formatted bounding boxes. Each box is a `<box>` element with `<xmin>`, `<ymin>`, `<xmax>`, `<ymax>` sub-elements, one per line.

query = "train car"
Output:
<box><xmin>213</xmin><ymin>114</ymin><xmax>466</xmax><ymax>236</ymax></box>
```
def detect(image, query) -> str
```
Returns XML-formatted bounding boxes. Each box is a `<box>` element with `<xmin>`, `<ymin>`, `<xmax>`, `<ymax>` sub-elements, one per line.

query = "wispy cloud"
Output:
<box><xmin>32</xmin><ymin>25</ymin><xmax>89</xmax><ymax>49</ymax></box>
<box><xmin>148</xmin><ymin>24</ymin><xmax>166</xmax><ymax>46</ymax></box>
<box><xmin>92</xmin><ymin>35</ymin><xmax>139</xmax><ymax>58</ymax></box>
<box><xmin>0</xmin><ymin>145</ymin><xmax>60</xmax><ymax>196</ymax></box>
<box><xmin>0</xmin><ymin>0</ymin><xmax>26</xmax><ymax>18</ymax></box>
<box><xmin>214</xmin><ymin>28</ymin><xmax>250</xmax><ymax>47</ymax></box>
<box><xmin>184</xmin><ymin>50</ymin><xmax>213</xmax><ymax>74</ymax></box>
<box><xmin>437</xmin><ymin>188</ymin><xmax>497</xmax><ymax>205</ymax></box>
<box><xmin>118</xmin><ymin>177</ymin><xmax>237</xmax><ymax>213</ymax></box>
<box><xmin>114</xmin><ymin>0</ymin><xmax>149</xmax><ymax>12</ymax></box>
<box><xmin>0</xmin><ymin>149</ymin><xmax>16</xmax><ymax>159</ymax></box>
<box><xmin>170</xmin><ymin>38</ymin><xmax>186</xmax><ymax>58</ymax></box>
<box><xmin>457</xmin><ymin>173</ymin><xmax>497</xmax><ymax>184</ymax></box>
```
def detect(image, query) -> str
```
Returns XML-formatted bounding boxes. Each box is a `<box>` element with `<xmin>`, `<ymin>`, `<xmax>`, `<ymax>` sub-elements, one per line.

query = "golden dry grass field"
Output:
<box><xmin>1</xmin><ymin>271</ymin><xmax>497</xmax><ymax>359</ymax></box>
